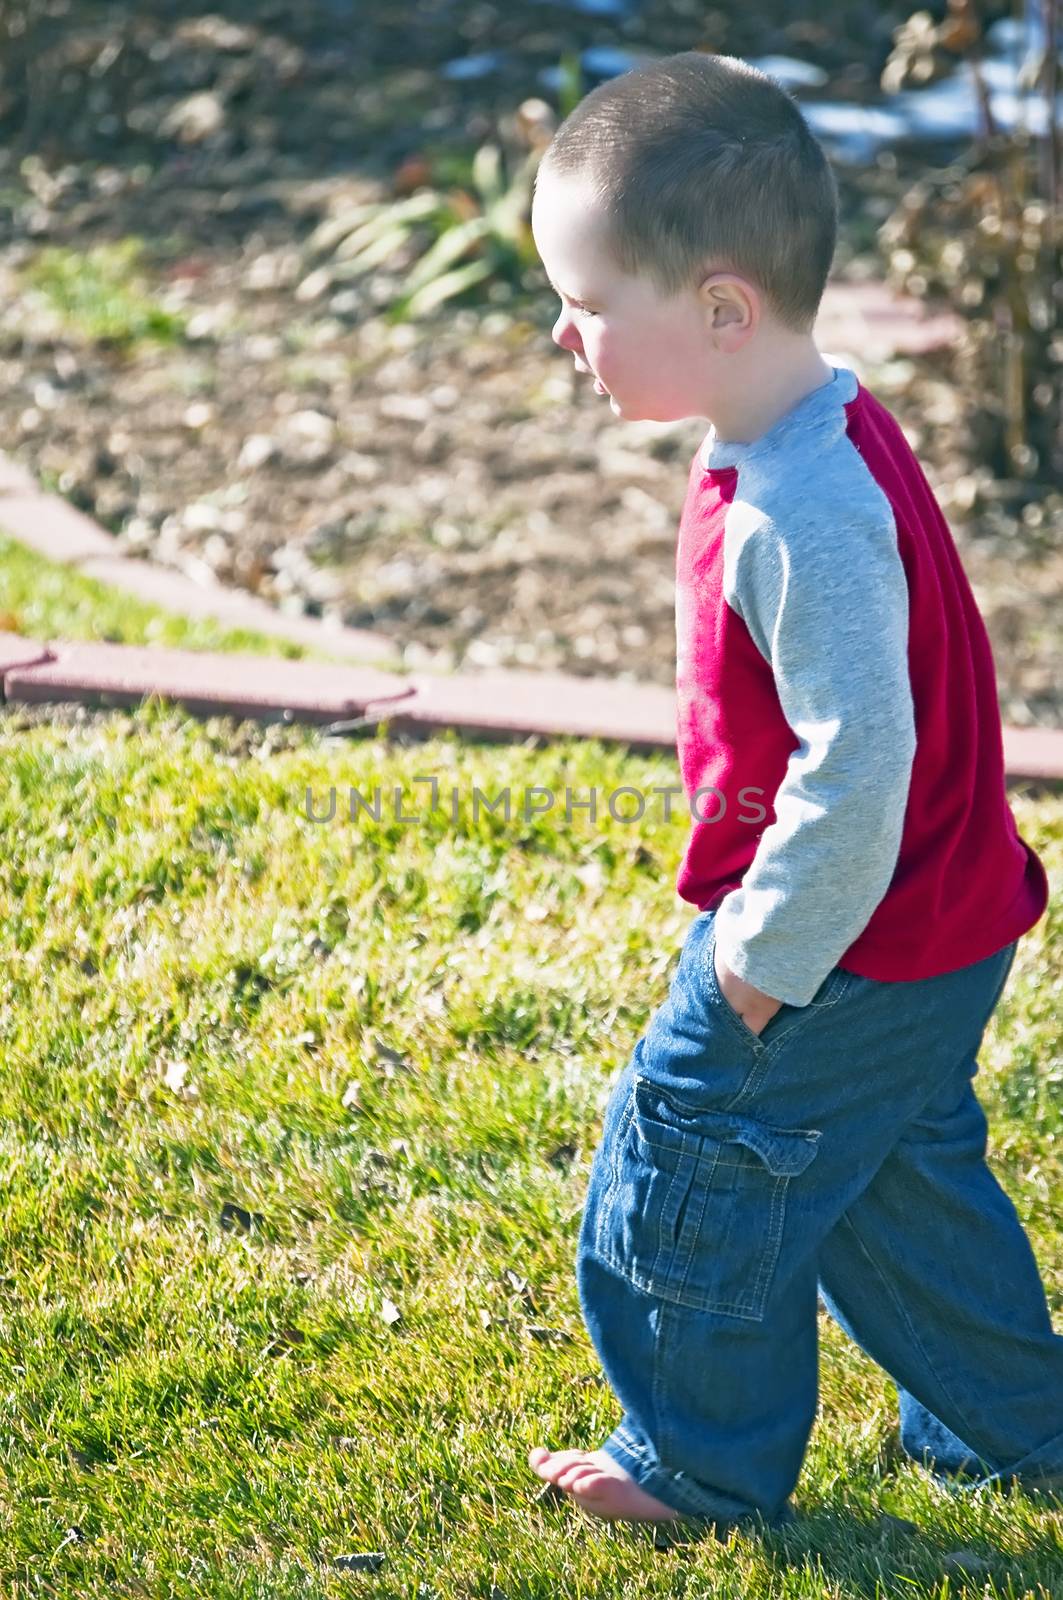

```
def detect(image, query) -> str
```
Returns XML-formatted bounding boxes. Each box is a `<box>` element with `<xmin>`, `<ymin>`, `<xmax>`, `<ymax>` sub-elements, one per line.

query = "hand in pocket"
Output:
<box><xmin>712</xmin><ymin>942</ymin><xmax>784</xmax><ymax>1037</ymax></box>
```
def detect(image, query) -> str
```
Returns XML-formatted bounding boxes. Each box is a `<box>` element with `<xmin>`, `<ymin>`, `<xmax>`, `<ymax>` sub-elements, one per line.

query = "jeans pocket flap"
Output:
<box><xmin>634</xmin><ymin>1076</ymin><xmax>822</xmax><ymax>1177</ymax></box>
<box><xmin>615</xmin><ymin>1074</ymin><xmax>821</xmax><ymax>1317</ymax></box>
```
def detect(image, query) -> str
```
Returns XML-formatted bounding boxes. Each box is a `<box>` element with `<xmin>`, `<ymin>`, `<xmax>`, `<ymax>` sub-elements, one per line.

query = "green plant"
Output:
<box><xmin>19</xmin><ymin>237</ymin><xmax>187</xmax><ymax>348</ymax></box>
<box><xmin>299</xmin><ymin>133</ymin><xmax>546</xmax><ymax>324</ymax></box>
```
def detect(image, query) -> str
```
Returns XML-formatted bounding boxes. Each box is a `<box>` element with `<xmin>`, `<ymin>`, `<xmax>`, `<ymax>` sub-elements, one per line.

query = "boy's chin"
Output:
<box><xmin>611</xmin><ymin>397</ymin><xmax>678</xmax><ymax>423</ymax></box>
<box><xmin>606</xmin><ymin>390</ymin><xmax>694</xmax><ymax>423</ymax></box>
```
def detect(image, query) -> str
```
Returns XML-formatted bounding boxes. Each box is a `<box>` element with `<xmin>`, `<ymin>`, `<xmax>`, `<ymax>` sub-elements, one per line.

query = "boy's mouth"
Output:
<box><xmin>574</xmin><ymin>359</ymin><xmax>608</xmax><ymax>396</ymax></box>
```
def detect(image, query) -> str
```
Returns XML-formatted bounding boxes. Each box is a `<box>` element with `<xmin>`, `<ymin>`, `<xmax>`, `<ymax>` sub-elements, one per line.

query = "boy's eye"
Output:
<box><xmin>575</xmin><ymin>305</ymin><xmax>597</xmax><ymax>318</ymax></box>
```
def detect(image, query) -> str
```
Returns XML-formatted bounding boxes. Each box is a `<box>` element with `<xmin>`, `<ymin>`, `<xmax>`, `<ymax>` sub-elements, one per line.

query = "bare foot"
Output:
<box><xmin>528</xmin><ymin>1444</ymin><xmax>683</xmax><ymax>1524</ymax></box>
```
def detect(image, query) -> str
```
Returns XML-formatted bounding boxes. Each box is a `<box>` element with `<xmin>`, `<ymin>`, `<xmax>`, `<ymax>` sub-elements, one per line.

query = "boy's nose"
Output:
<box><xmin>552</xmin><ymin>310</ymin><xmax>582</xmax><ymax>357</ymax></box>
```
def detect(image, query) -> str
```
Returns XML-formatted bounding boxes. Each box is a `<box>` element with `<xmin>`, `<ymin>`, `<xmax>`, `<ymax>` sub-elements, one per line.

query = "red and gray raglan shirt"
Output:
<box><xmin>675</xmin><ymin>362</ymin><xmax>1049</xmax><ymax>1007</ymax></box>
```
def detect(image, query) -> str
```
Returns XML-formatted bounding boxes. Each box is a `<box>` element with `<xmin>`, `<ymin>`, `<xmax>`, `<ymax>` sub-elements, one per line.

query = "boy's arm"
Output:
<box><xmin>713</xmin><ymin>502</ymin><xmax>916</xmax><ymax>1008</ymax></box>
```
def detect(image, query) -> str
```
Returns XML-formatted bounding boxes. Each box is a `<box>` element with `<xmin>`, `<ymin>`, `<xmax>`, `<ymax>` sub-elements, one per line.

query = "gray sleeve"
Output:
<box><xmin>713</xmin><ymin>505</ymin><xmax>916</xmax><ymax>1007</ymax></box>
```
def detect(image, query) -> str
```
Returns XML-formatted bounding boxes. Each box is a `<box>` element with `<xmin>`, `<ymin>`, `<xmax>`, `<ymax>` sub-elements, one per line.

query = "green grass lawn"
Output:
<box><xmin>0</xmin><ymin>533</ymin><xmax>1059</xmax><ymax>1596</ymax></box>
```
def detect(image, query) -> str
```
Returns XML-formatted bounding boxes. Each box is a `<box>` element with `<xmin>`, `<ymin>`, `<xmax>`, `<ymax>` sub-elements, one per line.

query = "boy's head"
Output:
<box><xmin>530</xmin><ymin>51</ymin><xmax>839</xmax><ymax>425</ymax></box>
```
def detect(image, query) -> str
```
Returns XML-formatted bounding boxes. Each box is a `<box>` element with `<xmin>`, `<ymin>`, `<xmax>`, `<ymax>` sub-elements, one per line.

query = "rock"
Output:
<box><xmin>285</xmin><ymin>410</ymin><xmax>336</xmax><ymax>445</ymax></box>
<box><xmin>333</xmin><ymin>1552</ymin><xmax>385</xmax><ymax>1572</ymax></box>
<box><xmin>200</xmin><ymin>533</ymin><xmax>232</xmax><ymax>573</ymax></box>
<box><xmin>244</xmin><ymin>250</ymin><xmax>301</xmax><ymax>292</ymax></box>
<box><xmin>183</xmin><ymin>402</ymin><xmax>215</xmax><ymax>430</ymax></box>
<box><xmin>237</xmin><ymin>434</ymin><xmax>277</xmax><ymax>471</ymax></box>
<box><xmin>160</xmin><ymin>92</ymin><xmax>226</xmax><ymax>145</ymax></box>
<box><xmin>173</xmin><ymin>18</ymin><xmax>258</xmax><ymax>52</ymax></box>
<box><xmin>875</xmin><ymin>1512</ymin><xmax>920</xmax><ymax>1537</ymax></box>
<box><xmin>942</xmin><ymin>1548</ymin><xmax>996</xmax><ymax>1577</ymax></box>
<box><xmin>183</xmin><ymin>501</ymin><xmax>224</xmax><ymax>533</ymax></box>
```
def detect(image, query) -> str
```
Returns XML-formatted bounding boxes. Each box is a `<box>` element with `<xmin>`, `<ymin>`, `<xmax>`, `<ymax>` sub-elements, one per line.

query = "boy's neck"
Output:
<box><xmin>706</xmin><ymin>342</ymin><xmax>836</xmax><ymax>447</ymax></box>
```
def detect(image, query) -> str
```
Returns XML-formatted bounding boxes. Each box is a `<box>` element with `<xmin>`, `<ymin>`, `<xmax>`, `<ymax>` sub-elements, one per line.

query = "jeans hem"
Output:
<box><xmin>599</xmin><ymin>1426</ymin><xmax>795</xmax><ymax>1530</ymax></box>
<box><xmin>961</xmin><ymin>1423</ymin><xmax>1063</xmax><ymax>1502</ymax></box>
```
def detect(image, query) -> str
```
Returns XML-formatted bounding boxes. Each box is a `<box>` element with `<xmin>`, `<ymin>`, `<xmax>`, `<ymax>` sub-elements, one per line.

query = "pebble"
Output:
<box><xmin>237</xmin><ymin>433</ymin><xmax>277</xmax><ymax>471</ymax></box>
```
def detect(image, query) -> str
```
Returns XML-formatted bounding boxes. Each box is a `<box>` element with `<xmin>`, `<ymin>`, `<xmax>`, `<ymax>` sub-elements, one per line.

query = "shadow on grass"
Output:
<box><xmin>639</xmin><ymin>1479</ymin><xmax>1063</xmax><ymax>1595</ymax></box>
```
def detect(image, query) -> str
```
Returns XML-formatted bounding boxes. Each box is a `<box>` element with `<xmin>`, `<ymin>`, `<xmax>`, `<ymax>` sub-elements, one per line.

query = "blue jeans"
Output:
<box><xmin>576</xmin><ymin>906</ymin><xmax>1063</xmax><ymax>1528</ymax></box>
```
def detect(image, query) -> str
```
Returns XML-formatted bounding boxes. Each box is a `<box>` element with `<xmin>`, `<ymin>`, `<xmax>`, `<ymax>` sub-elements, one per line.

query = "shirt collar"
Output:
<box><xmin>699</xmin><ymin>363</ymin><xmax>859</xmax><ymax>472</ymax></box>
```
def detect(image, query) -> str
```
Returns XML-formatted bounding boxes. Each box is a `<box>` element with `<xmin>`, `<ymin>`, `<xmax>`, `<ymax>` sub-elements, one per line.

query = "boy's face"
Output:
<box><xmin>530</xmin><ymin>167</ymin><xmax>750</xmax><ymax>424</ymax></box>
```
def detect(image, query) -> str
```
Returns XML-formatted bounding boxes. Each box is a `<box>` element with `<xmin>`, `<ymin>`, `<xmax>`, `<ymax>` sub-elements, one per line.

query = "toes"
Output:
<box><xmin>530</xmin><ymin>1445</ymin><xmax>640</xmax><ymax>1503</ymax></box>
<box><xmin>556</xmin><ymin>1457</ymin><xmax>597</xmax><ymax>1491</ymax></box>
<box><xmin>561</xmin><ymin>1466</ymin><xmax>605</xmax><ymax>1497</ymax></box>
<box><xmin>531</xmin><ymin>1448</ymin><xmax>591</xmax><ymax>1484</ymax></box>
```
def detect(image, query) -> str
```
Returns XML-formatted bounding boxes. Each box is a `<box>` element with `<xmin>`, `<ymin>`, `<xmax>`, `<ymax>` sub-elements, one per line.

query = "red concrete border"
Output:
<box><xmin>0</xmin><ymin>457</ymin><xmax>39</xmax><ymax>496</ymax></box>
<box><xmin>0</xmin><ymin>634</ymin><xmax>54</xmax><ymax>674</ymax></box>
<box><xmin>1001</xmin><ymin>726</ymin><xmax>1063</xmax><ymax>785</ymax></box>
<box><xmin>0</xmin><ymin>492</ymin><xmax>117</xmax><ymax>565</ymax></box>
<box><xmin>817</xmin><ymin>280</ymin><xmax>962</xmax><ymax>360</ymax></box>
<box><xmin>0</xmin><ymin>457</ymin><xmax>400</xmax><ymax>666</ymax></box>
<box><xmin>75</xmin><ymin>554</ymin><xmax>400</xmax><ymax>665</ymax></box>
<box><xmin>2</xmin><ymin>636</ymin><xmax>414</xmax><ymax>725</ymax></box>
<box><xmin>1</xmin><ymin>630</ymin><xmax>1061</xmax><ymax>782</ymax></box>
<box><xmin>362</xmin><ymin>666</ymin><xmax>677</xmax><ymax>753</ymax></box>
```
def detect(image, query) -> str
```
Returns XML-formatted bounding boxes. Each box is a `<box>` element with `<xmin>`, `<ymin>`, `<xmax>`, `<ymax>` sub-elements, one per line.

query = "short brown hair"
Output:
<box><xmin>536</xmin><ymin>50</ymin><xmax>838</xmax><ymax>335</ymax></box>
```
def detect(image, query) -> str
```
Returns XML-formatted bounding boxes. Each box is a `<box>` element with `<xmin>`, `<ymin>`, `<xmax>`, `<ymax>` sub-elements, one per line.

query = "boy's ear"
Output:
<box><xmin>698</xmin><ymin>274</ymin><xmax>758</xmax><ymax>337</ymax></box>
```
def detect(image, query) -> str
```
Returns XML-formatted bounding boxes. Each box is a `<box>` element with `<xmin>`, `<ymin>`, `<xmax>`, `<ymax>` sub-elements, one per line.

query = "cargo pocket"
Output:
<box><xmin>606</xmin><ymin>1074</ymin><xmax>822</xmax><ymax>1320</ymax></box>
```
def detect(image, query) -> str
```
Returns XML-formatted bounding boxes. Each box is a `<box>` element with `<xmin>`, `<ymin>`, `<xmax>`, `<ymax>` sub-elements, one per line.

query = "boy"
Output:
<box><xmin>525</xmin><ymin>50</ymin><xmax>1059</xmax><ymax>1532</ymax></box>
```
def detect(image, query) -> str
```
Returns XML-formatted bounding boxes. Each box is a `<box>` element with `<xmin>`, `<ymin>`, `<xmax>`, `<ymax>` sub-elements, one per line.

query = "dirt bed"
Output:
<box><xmin>0</xmin><ymin>1</ymin><xmax>1057</xmax><ymax>726</ymax></box>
